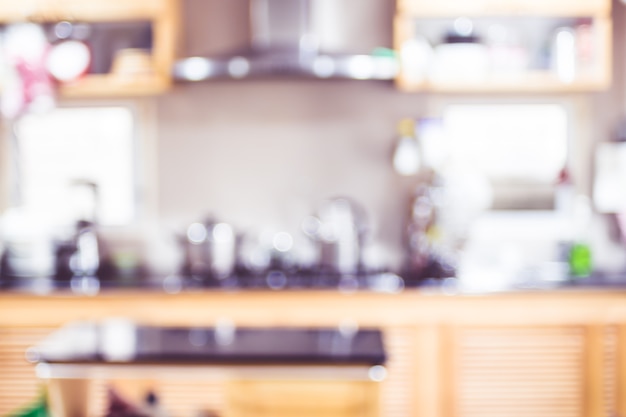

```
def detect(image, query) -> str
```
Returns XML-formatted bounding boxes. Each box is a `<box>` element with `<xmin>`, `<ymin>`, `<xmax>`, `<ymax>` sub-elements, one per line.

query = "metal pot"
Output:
<box><xmin>180</xmin><ymin>218</ymin><xmax>236</xmax><ymax>280</ymax></box>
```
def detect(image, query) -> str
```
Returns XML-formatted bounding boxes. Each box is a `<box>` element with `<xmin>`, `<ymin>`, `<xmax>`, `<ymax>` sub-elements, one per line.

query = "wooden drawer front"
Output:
<box><xmin>398</xmin><ymin>0</ymin><xmax>610</xmax><ymax>17</ymax></box>
<box><xmin>226</xmin><ymin>380</ymin><xmax>379</xmax><ymax>417</ymax></box>
<box><xmin>447</xmin><ymin>325</ymin><xmax>614</xmax><ymax>417</ymax></box>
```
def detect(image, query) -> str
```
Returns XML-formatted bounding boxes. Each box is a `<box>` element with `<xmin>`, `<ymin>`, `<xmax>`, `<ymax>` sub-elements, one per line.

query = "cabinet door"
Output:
<box><xmin>226</xmin><ymin>380</ymin><xmax>380</xmax><ymax>417</ymax></box>
<box><xmin>441</xmin><ymin>325</ymin><xmax>614</xmax><ymax>417</ymax></box>
<box><xmin>399</xmin><ymin>0</ymin><xmax>610</xmax><ymax>17</ymax></box>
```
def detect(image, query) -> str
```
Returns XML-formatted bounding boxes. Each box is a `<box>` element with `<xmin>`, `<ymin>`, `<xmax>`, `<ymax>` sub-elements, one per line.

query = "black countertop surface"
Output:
<box><xmin>4</xmin><ymin>270</ymin><xmax>626</xmax><ymax>295</ymax></box>
<box><xmin>0</xmin><ymin>271</ymin><xmax>409</xmax><ymax>294</ymax></box>
<box><xmin>33</xmin><ymin>323</ymin><xmax>386</xmax><ymax>366</ymax></box>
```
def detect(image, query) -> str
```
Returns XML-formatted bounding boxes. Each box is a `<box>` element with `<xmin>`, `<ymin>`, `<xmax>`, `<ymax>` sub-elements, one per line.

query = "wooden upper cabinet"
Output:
<box><xmin>395</xmin><ymin>0</ymin><xmax>612</xmax><ymax>92</ymax></box>
<box><xmin>0</xmin><ymin>0</ymin><xmax>179</xmax><ymax>97</ymax></box>
<box><xmin>398</xmin><ymin>0</ymin><xmax>611</xmax><ymax>18</ymax></box>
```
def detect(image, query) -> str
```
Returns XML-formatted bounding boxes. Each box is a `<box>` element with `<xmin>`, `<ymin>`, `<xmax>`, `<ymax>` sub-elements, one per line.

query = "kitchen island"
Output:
<box><xmin>1</xmin><ymin>287</ymin><xmax>626</xmax><ymax>417</ymax></box>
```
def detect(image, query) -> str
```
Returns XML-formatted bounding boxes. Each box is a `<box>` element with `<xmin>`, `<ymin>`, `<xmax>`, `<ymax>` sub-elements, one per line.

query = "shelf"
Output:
<box><xmin>0</xmin><ymin>0</ymin><xmax>179</xmax><ymax>98</ymax></box>
<box><xmin>398</xmin><ymin>0</ymin><xmax>611</xmax><ymax>18</ymax></box>
<box><xmin>394</xmin><ymin>2</ymin><xmax>612</xmax><ymax>93</ymax></box>
<box><xmin>58</xmin><ymin>73</ymin><xmax>170</xmax><ymax>98</ymax></box>
<box><xmin>396</xmin><ymin>71</ymin><xmax>611</xmax><ymax>93</ymax></box>
<box><xmin>0</xmin><ymin>0</ymin><xmax>166</xmax><ymax>23</ymax></box>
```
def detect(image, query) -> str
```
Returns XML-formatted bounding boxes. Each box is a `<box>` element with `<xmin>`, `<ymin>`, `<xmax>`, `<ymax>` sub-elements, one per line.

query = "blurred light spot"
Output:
<box><xmin>368</xmin><ymin>365</ymin><xmax>387</xmax><ymax>382</ymax></box>
<box><xmin>25</xmin><ymin>347</ymin><xmax>40</xmax><ymax>363</ymax></box>
<box><xmin>187</xmin><ymin>222</ymin><xmax>207</xmax><ymax>244</ymax></box>
<box><xmin>213</xmin><ymin>223</ymin><xmax>234</xmax><ymax>243</ymax></box>
<box><xmin>347</xmin><ymin>56</ymin><xmax>374</xmax><ymax>80</ymax></box>
<box><xmin>228</xmin><ymin>57</ymin><xmax>250</xmax><ymax>78</ymax></box>
<box><xmin>101</xmin><ymin>319</ymin><xmax>136</xmax><ymax>362</ymax></box>
<box><xmin>338</xmin><ymin>319</ymin><xmax>359</xmax><ymax>338</ymax></box>
<box><xmin>163</xmin><ymin>275</ymin><xmax>183</xmax><ymax>294</ymax></box>
<box><xmin>35</xmin><ymin>363</ymin><xmax>51</xmax><ymax>379</ymax></box>
<box><xmin>454</xmin><ymin>17</ymin><xmax>473</xmax><ymax>36</ymax></box>
<box><xmin>266</xmin><ymin>271</ymin><xmax>287</xmax><ymax>290</ymax></box>
<box><xmin>215</xmin><ymin>318</ymin><xmax>236</xmax><ymax>347</ymax></box>
<box><xmin>54</xmin><ymin>21</ymin><xmax>73</xmax><ymax>39</ymax></box>
<box><xmin>273</xmin><ymin>232</ymin><xmax>293</xmax><ymax>252</ymax></box>
<box><xmin>370</xmin><ymin>273</ymin><xmax>405</xmax><ymax>293</ymax></box>
<box><xmin>301</xmin><ymin>215</ymin><xmax>321</xmax><ymax>238</ymax></box>
<box><xmin>313</xmin><ymin>55</ymin><xmax>335</xmax><ymax>78</ymax></box>
<box><xmin>249</xmin><ymin>249</ymin><xmax>271</xmax><ymax>270</ymax></box>
<box><xmin>180</xmin><ymin>57</ymin><xmax>212</xmax><ymax>81</ymax></box>
<box><xmin>375</xmin><ymin>57</ymin><xmax>399</xmax><ymax>79</ymax></box>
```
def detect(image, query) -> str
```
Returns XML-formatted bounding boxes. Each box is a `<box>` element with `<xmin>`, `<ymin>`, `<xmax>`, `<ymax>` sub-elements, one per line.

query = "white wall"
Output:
<box><xmin>155</xmin><ymin>81</ymin><xmax>429</xmax><ymax>269</ymax></box>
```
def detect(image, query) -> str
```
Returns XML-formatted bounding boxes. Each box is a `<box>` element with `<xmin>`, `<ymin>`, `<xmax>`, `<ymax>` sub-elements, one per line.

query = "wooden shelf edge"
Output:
<box><xmin>397</xmin><ymin>0</ymin><xmax>611</xmax><ymax>19</ymax></box>
<box><xmin>0</xmin><ymin>0</ymin><xmax>169</xmax><ymax>23</ymax></box>
<box><xmin>398</xmin><ymin>10</ymin><xmax>611</xmax><ymax>19</ymax></box>
<box><xmin>58</xmin><ymin>74</ymin><xmax>170</xmax><ymax>98</ymax></box>
<box><xmin>395</xmin><ymin>73</ymin><xmax>612</xmax><ymax>93</ymax></box>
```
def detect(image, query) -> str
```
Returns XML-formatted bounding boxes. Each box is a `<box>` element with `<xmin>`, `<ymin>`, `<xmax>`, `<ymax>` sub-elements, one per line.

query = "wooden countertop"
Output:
<box><xmin>2</xmin><ymin>287</ymin><xmax>626</xmax><ymax>327</ymax></box>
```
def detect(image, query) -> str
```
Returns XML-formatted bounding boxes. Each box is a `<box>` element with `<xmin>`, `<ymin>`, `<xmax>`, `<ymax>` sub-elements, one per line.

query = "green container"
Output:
<box><xmin>569</xmin><ymin>242</ymin><xmax>593</xmax><ymax>278</ymax></box>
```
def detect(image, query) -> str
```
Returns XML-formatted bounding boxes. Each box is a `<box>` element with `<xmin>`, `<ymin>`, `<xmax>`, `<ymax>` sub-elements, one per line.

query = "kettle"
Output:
<box><xmin>180</xmin><ymin>218</ymin><xmax>236</xmax><ymax>280</ymax></box>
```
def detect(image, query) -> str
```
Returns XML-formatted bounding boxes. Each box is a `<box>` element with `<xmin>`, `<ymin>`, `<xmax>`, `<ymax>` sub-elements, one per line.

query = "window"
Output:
<box><xmin>429</xmin><ymin>104</ymin><xmax>569</xmax><ymax>210</ymax></box>
<box><xmin>12</xmin><ymin>106</ymin><xmax>136</xmax><ymax>227</ymax></box>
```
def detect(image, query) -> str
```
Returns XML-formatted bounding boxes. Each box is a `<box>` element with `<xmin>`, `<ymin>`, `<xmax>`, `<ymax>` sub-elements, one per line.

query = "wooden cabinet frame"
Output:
<box><xmin>394</xmin><ymin>0</ymin><xmax>612</xmax><ymax>92</ymax></box>
<box><xmin>0</xmin><ymin>0</ymin><xmax>180</xmax><ymax>97</ymax></box>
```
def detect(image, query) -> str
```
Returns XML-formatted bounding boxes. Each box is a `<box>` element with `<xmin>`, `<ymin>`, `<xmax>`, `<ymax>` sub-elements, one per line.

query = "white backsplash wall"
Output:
<box><xmin>155</xmin><ymin>80</ymin><xmax>429</xmax><ymax>270</ymax></box>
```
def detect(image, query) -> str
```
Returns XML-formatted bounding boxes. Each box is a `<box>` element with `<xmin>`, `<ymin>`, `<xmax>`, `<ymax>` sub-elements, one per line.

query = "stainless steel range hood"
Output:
<box><xmin>173</xmin><ymin>0</ymin><xmax>398</xmax><ymax>81</ymax></box>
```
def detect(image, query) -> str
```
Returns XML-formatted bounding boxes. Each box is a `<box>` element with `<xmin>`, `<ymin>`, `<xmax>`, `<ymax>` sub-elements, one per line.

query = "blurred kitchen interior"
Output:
<box><xmin>3</xmin><ymin>0</ymin><xmax>626</xmax><ymax>416</ymax></box>
<box><xmin>1</xmin><ymin>0</ymin><xmax>625</xmax><ymax>290</ymax></box>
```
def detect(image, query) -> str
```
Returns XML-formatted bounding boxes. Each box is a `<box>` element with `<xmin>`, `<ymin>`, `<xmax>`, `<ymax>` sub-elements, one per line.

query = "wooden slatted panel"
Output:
<box><xmin>604</xmin><ymin>326</ymin><xmax>617</xmax><ymax>417</ymax></box>
<box><xmin>86</xmin><ymin>379</ymin><xmax>108</xmax><ymax>417</ymax></box>
<box><xmin>380</xmin><ymin>327</ymin><xmax>415</xmax><ymax>417</ymax></box>
<box><xmin>455</xmin><ymin>326</ymin><xmax>585</xmax><ymax>417</ymax></box>
<box><xmin>0</xmin><ymin>327</ymin><xmax>55</xmax><ymax>416</ymax></box>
